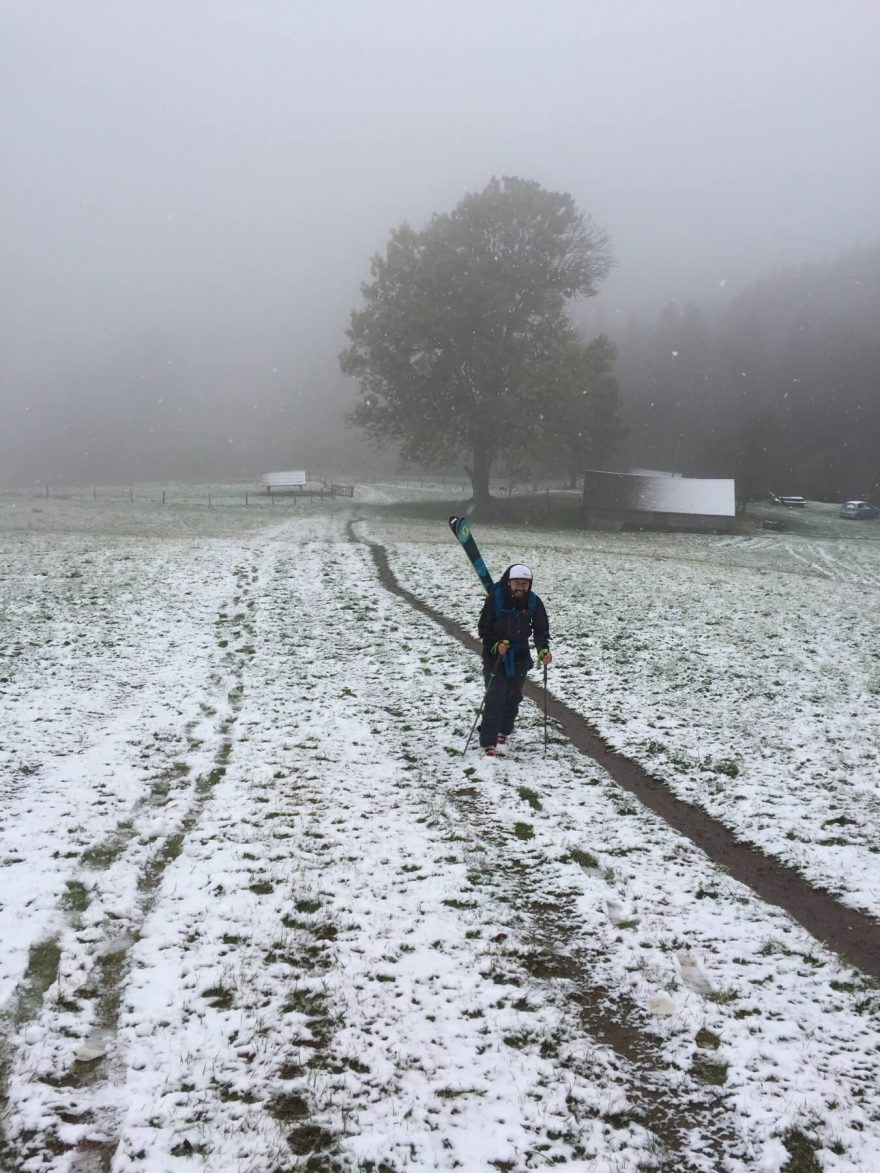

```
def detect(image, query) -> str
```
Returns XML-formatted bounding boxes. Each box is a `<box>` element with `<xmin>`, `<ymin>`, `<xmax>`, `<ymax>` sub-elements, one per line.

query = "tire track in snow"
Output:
<box><xmin>0</xmin><ymin>556</ymin><xmax>258</xmax><ymax>1169</ymax></box>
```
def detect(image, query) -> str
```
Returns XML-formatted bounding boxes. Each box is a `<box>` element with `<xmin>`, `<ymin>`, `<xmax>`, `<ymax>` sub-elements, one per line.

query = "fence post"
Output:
<box><xmin>93</xmin><ymin>487</ymin><xmax>97</xmax><ymax>501</ymax></box>
<box><xmin>162</xmin><ymin>490</ymin><xmax>166</xmax><ymax>505</ymax></box>
<box><xmin>130</xmin><ymin>488</ymin><xmax>134</xmax><ymax>503</ymax></box>
<box><xmin>245</xmin><ymin>491</ymin><xmax>248</xmax><ymax>506</ymax></box>
<box><xmin>208</xmin><ymin>493</ymin><xmax>212</xmax><ymax>508</ymax></box>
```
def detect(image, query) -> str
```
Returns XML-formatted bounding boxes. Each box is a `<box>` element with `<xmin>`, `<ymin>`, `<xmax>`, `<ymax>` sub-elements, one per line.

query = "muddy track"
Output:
<box><xmin>361</xmin><ymin>531</ymin><xmax>880</xmax><ymax>980</ymax></box>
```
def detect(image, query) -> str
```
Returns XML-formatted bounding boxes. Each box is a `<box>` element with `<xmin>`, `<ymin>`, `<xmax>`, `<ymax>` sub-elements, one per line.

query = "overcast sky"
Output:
<box><xmin>2</xmin><ymin>0</ymin><xmax>878</xmax><ymax>484</ymax></box>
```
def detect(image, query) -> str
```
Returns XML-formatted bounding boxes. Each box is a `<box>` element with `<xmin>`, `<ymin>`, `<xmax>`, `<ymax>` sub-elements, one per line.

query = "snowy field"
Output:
<box><xmin>1</xmin><ymin>485</ymin><xmax>879</xmax><ymax>1172</ymax></box>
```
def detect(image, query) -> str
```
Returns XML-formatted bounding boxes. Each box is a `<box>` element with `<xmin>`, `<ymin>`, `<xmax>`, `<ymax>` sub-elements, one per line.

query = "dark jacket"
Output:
<box><xmin>478</xmin><ymin>565</ymin><xmax>551</xmax><ymax>670</ymax></box>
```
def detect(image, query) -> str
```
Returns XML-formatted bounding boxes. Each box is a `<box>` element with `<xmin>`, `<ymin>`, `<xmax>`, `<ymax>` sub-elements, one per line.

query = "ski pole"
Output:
<box><xmin>463</xmin><ymin>654</ymin><xmax>503</xmax><ymax>755</ymax></box>
<box><xmin>543</xmin><ymin>661</ymin><xmax>548</xmax><ymax>756</ymax></box>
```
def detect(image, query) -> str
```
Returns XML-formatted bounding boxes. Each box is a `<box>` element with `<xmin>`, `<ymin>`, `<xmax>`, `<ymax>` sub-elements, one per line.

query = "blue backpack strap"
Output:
<box><xmin>493</xmin><ymin>585</ymin><xmax>536</xmax><ymax>676</ymax></box>
<box><xmin>492</xmin><ymin>584</ymin><xmax>515</xmax><ymax>676</ymax></box>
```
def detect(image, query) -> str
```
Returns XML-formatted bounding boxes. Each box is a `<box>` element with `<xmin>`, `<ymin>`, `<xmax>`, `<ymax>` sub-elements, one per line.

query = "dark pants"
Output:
<box><xmin>480</xmin><ymin>658</ymin><xmax>530</xmax><ymax>747</ymax></box>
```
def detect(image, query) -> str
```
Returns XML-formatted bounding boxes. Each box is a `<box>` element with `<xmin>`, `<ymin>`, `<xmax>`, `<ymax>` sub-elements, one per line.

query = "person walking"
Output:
<box><xmin>477</xmin><ymin>563</ymin><xmax>552</xmax><ymax>756</ymax></box>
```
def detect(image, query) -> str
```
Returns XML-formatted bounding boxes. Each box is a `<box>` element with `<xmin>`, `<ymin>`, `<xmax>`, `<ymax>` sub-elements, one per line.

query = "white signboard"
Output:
<box><xmin>261</xmin><ymin>470</ymin><xmax>306</xmax><ymax>489</ymax></box>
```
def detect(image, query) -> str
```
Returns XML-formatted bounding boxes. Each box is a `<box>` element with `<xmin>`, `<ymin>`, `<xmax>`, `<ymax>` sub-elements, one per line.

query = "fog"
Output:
<box><xmin>2</xmin><ymin>0</ymin><xmax>878</xmax><ymax>487</ymax></box>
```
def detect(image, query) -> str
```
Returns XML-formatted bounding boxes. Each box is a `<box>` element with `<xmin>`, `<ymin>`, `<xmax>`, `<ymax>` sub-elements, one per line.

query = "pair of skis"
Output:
<box><xmin>448</xmin><ymin>515</ymin><xmax>494</xmax><ymax>593</ymax></box>
<box><xmin>449</xmin><ymin>515</ymin><xmax>496</xmax><ymax>754</ymax></box>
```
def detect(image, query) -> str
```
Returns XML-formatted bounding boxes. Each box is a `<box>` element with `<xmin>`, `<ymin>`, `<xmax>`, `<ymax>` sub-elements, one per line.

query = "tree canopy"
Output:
<box><xmin>340</xmin><ymin>176</ymin><xmax>617</xmax><ymax>502</ymax></box>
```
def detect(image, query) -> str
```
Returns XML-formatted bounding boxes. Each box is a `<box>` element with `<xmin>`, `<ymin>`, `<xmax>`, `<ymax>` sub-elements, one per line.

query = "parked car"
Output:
<box><xmin>840</xmin><ymin>500</ymin><xmax>880</xmax><ymax>519</ymax></box>
<box><xmin>768</xmin><ymin>492</ymin><xmax>806</xmax><ymax>507</ymax></box>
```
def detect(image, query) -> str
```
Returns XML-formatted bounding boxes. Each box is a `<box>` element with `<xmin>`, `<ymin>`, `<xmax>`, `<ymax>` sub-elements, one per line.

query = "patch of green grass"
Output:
<box><xmin>517</xmin><ymin>786</ymin><xmax>542</xmax><ymax>811</ymax></box>
<box><xmin>668</xmin><ymin>750</ymin><xmax>694</xmax><ymax>772</ymax></box>
<box><xmin>146</xmin><ymin>830</ymin><xmax>188</xmax><ymax>882</ymax></box>
<box><xmin>695</xmin><ymin>886</ymin><xmax>720</xmax><ymax>900</ymax></box>
<box><xmin>198</xmin><ymin>766</ymin><xmax>227</xmax><ymax>795</ymax></box>
<box><xmin>282</xmin><ymin>990</ymin><xmax>326</xmax><ymax>1017</ymax></box>
<box><xmin>566</xmin><ymin>847</ymin><xmax>599</xmax><ymax>869</ymax></box>
<box><xmin>705</xmin><ymin>989</ymin><xmax>738</xmax><ymax>1006</ymax></box>
<box><xmin>714</xmin><ymin>758</ymin><xmax>739</xmax><ymax>778</ymax></box>
<box><xmin>286</xmin><ymin>1123</ymin><xmax>336</xmax><ymax>1157</ymax></box>
<box><xmin>436</xmin><ymin>1086</ymin><xmax>482</xmax><ymax>1099</ymax></box>
<box><xmin>502</xmin><ymin>1031</ymin><xmax>534</xmax><ymax>1050</ymax></box>
<box><xmin>13</xmin><ymin>938</ymin><xmax>62</xmax><ymax>1026</ymax></box>
<box><xmin>201</xmin><ymin>985</ymin><xmax>234</xmax><ymax>1010</ymax></box>
<box><xmin>80</xmin><ymin>824</ymin><xmax>132</xmax><ymax>870</ymax></box>
<box><xmin>215</xmin><ymin>1082</ymin><xmax>259</xmax><ymax>1104</ymax></box>
<box><xmin>781</xmin><ymin>1128</ymin><xmax>822</xmax><ymax>1172</ymax></box>
<box><xmin>61</xmin><ymin>880</ymin><xmax>90</xmax><ymax>914</ymax></box>
<box><xmin>268</xmin><ymin>1090</ymin><xmax>309</xmax><ymax>1122</ymax></box>
<box><xmin>512</xmin><ymin>997</ymin><xmax>535</xmax><ymax>1012</ymax></box>
<box><xmin>695</xmin><ymin>1027</ymin><xmax>721</xmax><ymax>1050</ymax></box>
<box><xmin>691</xmin><ymin>1054</ymin><xmax>728</xmax><ymax>1085</ymax></box>
<box><xmin>513</xmin><ymin>822</ymin><xmax>534</xmax><ymax>841</ymax></box>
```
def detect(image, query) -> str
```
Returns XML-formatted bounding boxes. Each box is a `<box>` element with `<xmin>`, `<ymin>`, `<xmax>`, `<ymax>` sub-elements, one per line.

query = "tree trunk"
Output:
<box><xmin>465</xmin><ymin>445</ymin><xmax>493</xmax><ymax>506</ymax></box>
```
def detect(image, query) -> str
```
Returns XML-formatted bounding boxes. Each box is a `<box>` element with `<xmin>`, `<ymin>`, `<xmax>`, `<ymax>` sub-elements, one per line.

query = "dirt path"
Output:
<box><xmin>364</xmin><ymin>533</ymin><xmax>880</xmax><ymax>980</ymax></box>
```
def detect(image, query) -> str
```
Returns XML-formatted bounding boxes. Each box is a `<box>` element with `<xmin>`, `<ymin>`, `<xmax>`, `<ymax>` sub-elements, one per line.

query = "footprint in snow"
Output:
<box><xmin>605</xmin><ymin>899</ymin><xmax>637</xmax><ymax>926</ymax></box>
<box><xmin>677</xmin><ymin>951</ymin><xmax>715</xmax><ymax>995</ymax></box>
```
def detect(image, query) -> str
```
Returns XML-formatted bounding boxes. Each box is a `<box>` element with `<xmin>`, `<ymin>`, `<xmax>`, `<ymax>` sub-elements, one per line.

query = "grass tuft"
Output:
<box><xmin>517</xmin><ymin>786</ymin><xmax>542</xmax><ymax>811</ymax></box>
<box><xmin>781</xmin><ymin>1128</ymin><xmax>822</xmax><ymax>1173</ymax></box>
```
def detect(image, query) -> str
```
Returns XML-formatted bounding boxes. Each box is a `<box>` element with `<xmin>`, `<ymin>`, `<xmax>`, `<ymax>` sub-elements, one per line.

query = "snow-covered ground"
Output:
<box><xmin>1</xmin><ymin>487</ymin><xmax>879</xmax><ymax>1172</ymax></box>
<box><xmin>378</xmin><ymin>509</ymin><xmax>880</xmax><ymax>917</ymax></box>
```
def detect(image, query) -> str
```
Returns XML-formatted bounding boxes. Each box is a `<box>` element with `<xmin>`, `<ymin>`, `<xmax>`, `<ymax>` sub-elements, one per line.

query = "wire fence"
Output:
<box><xmin>2</xmin><ymin>476</ymin><xmax>578</xmax><ymax>511</ymax></box>
<box><xmin>6</xmin><ymin>482</ymin><xmax>358</xmax><ymax>509</ymax></box>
